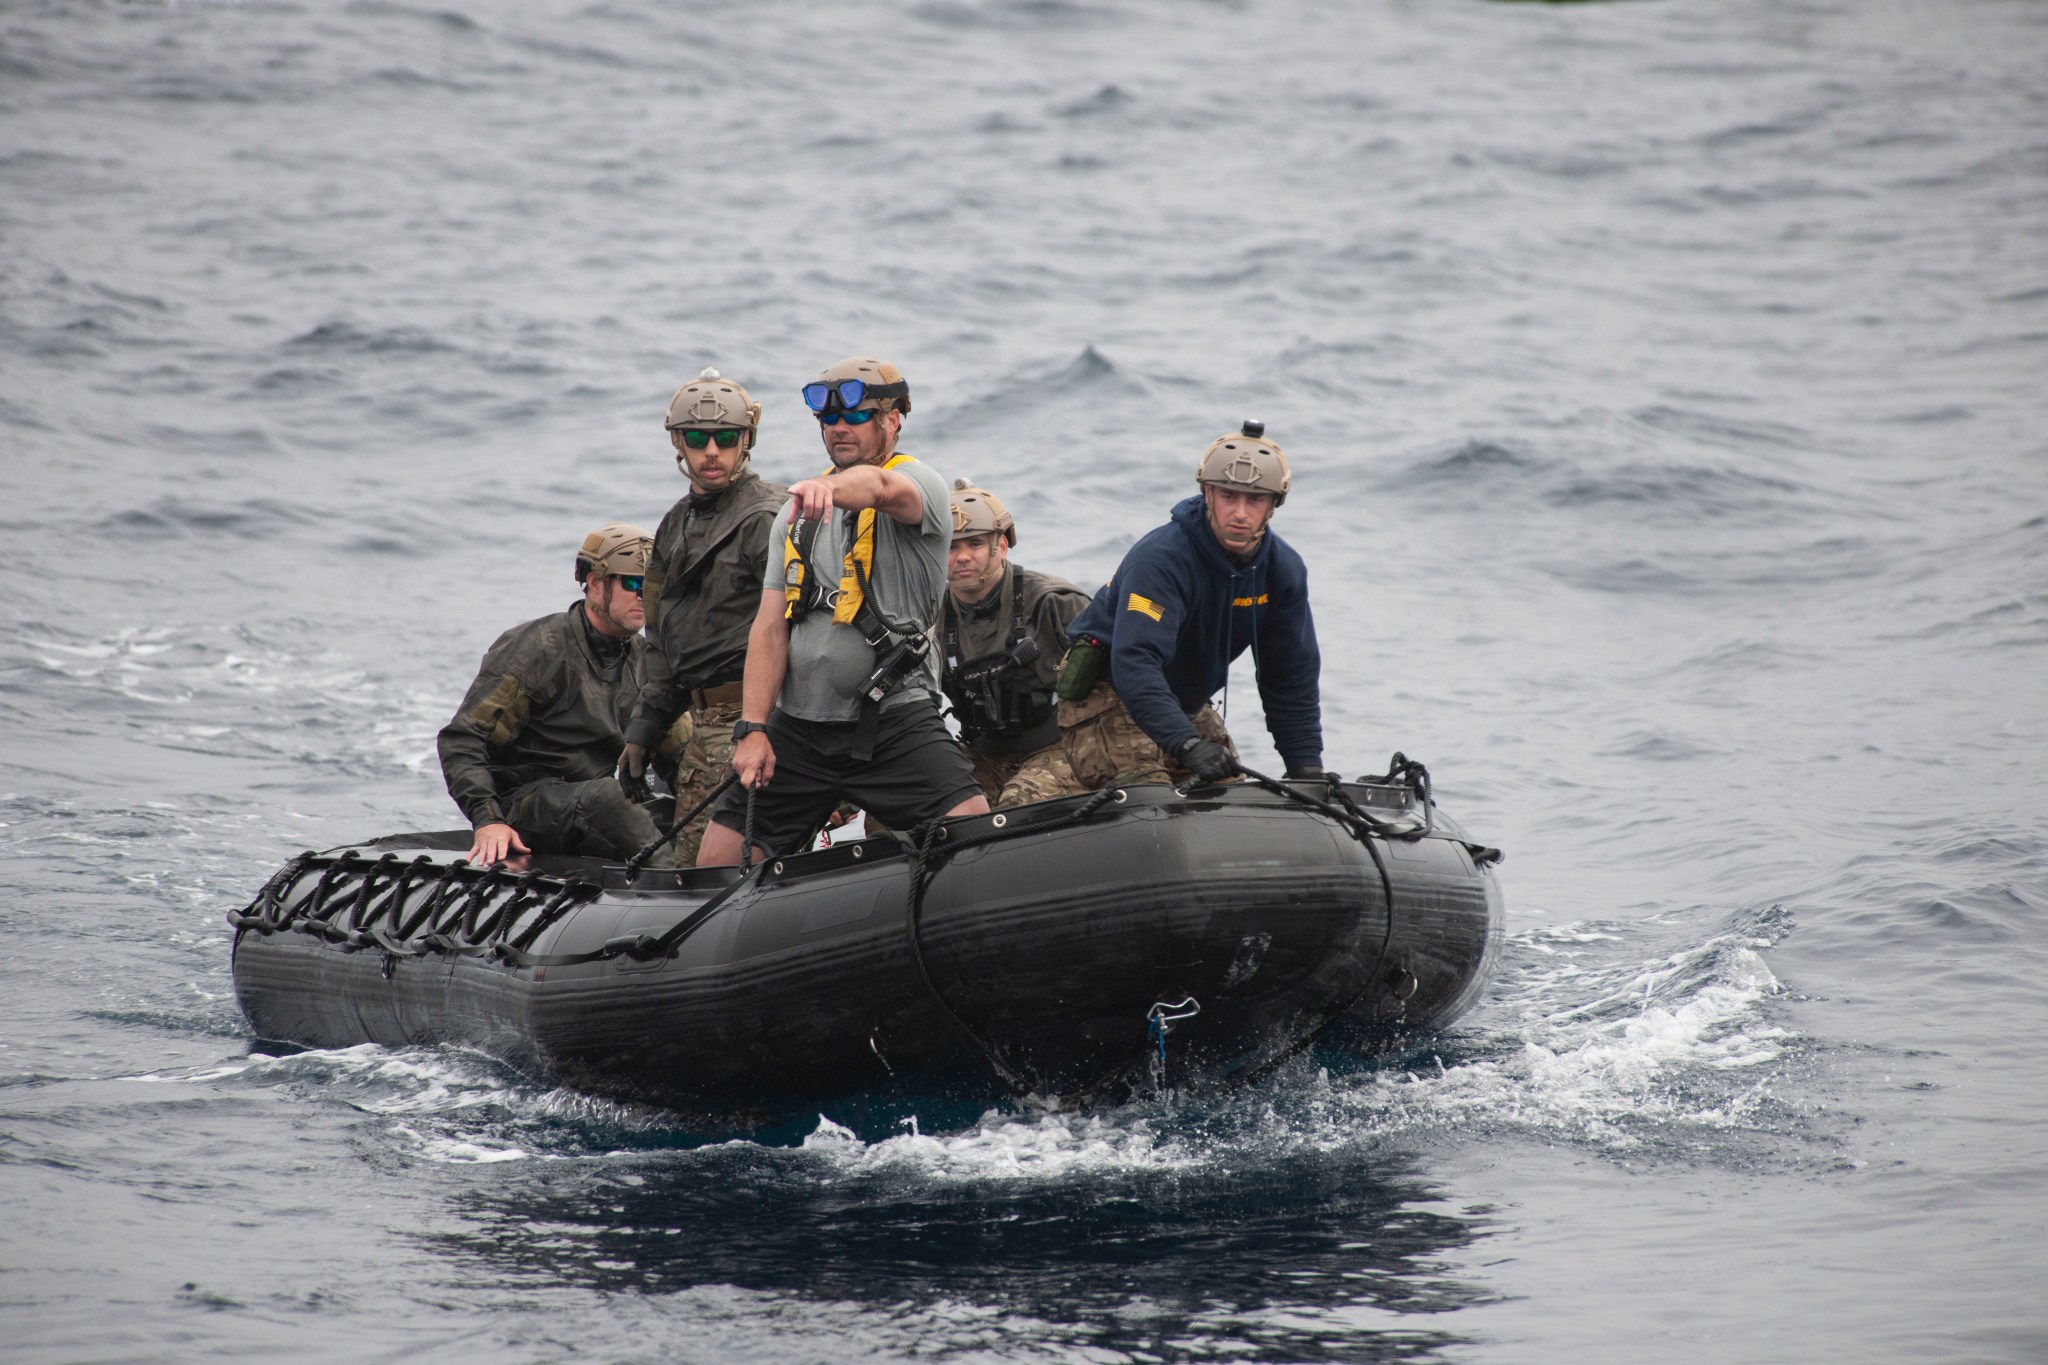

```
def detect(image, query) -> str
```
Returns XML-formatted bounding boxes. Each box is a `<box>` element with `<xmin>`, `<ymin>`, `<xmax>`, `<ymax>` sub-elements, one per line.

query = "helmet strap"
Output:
<box><xmin>583</xmin><ymin>575</ymin><xmax>638</xmax><ymax>640</ymax></box>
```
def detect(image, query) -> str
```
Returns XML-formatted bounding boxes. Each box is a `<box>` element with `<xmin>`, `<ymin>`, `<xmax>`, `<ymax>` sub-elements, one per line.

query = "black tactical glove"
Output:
<box><xmin>617</xmin><ymin>741</ymin><xmax>651</xmax><ymax>804</ymax></box>
<box><xmin>1284</xmin><ymin>763</ymin><xmax>1326</xmax><ymax>781</ymax></box>
<box><xmin>1173</xmin><ymin>736</ymin><xmax>1239</xmax><ymax>785</ymax></box>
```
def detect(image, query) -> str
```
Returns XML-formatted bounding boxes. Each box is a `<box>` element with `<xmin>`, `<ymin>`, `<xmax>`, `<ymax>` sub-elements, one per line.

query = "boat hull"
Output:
<box><xmin>231</xmin><ymin>781</ymin><xmax>1503</xmax><ymax>1133</ymax></box>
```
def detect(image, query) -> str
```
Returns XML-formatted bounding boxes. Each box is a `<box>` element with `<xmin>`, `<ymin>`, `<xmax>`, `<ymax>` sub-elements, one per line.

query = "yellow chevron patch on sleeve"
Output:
<box><xmin>1126</xmin><ymin>592</ymin><xmax>1163</xmax><ymax>622</ymax></box>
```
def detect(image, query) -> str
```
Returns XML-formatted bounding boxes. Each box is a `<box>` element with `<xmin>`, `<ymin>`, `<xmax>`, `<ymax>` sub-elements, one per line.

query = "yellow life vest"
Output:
<box><xmin>782</xmin><ymin>453</ymin><xmax>919</xmax><ymax>624</ymax></box>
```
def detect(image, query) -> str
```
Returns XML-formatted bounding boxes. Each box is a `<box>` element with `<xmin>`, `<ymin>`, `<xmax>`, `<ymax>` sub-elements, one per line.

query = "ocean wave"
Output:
<box><xmin>1543</xmin><ymin>460</ymin><xmax>1809</xmax><ymax>518</ymax></box>
<box><xmin>914</xmin><ymin>0</ymin><xmax>1126</xmax><ymax>32</ymax></box>
<box><xmin>1384</xmin><ymin>422</ymin><xmax>1832</xmax><ymax>534</ymax></box>
<box><xmin>1054</xmin><ymin>83</ymin><xmax>1136</xmax><ymax>119</ymax></box>
<box><xmin>285</xmin><ymin>320</ymin><xmax>458</xmax><ymax>355</ymax></box>
<box><xmin>924</xmin><ymin>344</ymin><xmax>1149</xmax><ymax>450</ymax></box>
<box><xmin>1822</xmin><ymin>822</ymin><xmax>2048</xmax><ymax>950</ymax></box>
<box><xmin>1595</xmin><ymin>729</ymin><xmax>1734</xmax><ymax>763</ymax></box>
<box><xmin>1321</xmin><ymin>905</ymin><xmax>1800</xmax><ymax>1159</ymax></box>
<box><xmin>342</xmin><ymin>2</ymin><xmax>486</xmax><ymax>36</ymax></box>
<box><xmin>4</xmin><ymin>619</ymin><xmax>451</xmax><ymax>783</ymax></box>
<box><xmin>100</xmin><ymin>495</ymin><xmax>316</xmax><ymax>540</ymax></box>
<box><xmin>1400</xmin><ymin>438</ymin><xmax>1554</xmax><ymax>487</ymax></box>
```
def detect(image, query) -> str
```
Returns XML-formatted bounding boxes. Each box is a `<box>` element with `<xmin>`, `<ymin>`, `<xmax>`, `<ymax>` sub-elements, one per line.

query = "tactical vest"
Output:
<box><xmin>942</xmin><ymin>572</ymin><xmax>1058</xmax><ymax>757</ymax></box>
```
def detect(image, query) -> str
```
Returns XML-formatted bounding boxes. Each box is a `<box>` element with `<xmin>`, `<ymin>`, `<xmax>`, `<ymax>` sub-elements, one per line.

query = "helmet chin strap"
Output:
<box><xmin>585</xmin><ymin>579</ymin><xmax>637</xmax><ymax>639</ymax></box>
<box><xmin>1205</xmin><ymin>495</ymin><xmax>1270</xmax><ymax>552</ymax></box>
<box><xmin>956</xmin><ymin>553</ymin><xmax>1003</xmax><ymax>604</ymax></box>
<box><xmin>680</xmin><ymin>437</ymin><xmax>750</xmax><ymax>490</ymax></box>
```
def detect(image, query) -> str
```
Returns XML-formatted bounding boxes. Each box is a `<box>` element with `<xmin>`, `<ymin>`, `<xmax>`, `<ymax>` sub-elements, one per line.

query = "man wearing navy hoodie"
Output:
<box><xmin>1055</xmin><ymin>420</ymin><xmax>1323</xmax><ymax>790</ymax></box>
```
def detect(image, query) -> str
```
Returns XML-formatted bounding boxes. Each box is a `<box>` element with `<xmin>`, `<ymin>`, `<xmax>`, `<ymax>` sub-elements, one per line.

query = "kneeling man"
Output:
<box><xmin>439</xmin><ymin>523</ymin><xmax>676</xmax><ymax>867</ymax></box>
<box><xmin>941</xmin><ymin>480</ymin><xmax>1090</xmax><ymax>808</ymax></box>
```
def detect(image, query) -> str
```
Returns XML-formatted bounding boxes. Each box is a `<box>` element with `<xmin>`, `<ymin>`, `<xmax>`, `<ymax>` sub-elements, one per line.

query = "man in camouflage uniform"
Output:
<box><xmin>618</xmin><ymin>368</ymin><xmax>790</xmax><ymax>864</ymax></box>
<box><xmin>1057</xmin><ymin>421</ymin><xmax>1324</xmax><ymax>790</ymax></box>
<box><xmin>940</xmin><ymin>480</ymin><xmax>1091</xmax><ymax>808</ymax></box>
<box><xmin>439</xmin><ymin>523</ymin><xmax>679</xmax><ymax>867</ymax></box>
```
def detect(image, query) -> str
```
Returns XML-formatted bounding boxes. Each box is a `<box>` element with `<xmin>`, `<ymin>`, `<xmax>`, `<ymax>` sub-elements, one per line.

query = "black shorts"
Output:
<box><xmin>708</xmin><ymin>700</ymin><xmax>983</xmax><ymax>855</ymax></box>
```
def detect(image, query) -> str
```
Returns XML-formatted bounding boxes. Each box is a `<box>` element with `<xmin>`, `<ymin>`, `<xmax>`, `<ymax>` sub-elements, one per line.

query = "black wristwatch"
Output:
<box><xmin>731</xmin><ymin>719</ymin><xmax>769</xmax><ymax>743</ymax></box>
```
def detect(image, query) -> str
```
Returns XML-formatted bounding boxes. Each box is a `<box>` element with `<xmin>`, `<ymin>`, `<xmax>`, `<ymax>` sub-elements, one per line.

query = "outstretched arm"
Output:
<box><xmin>786</xmin><ymin>463</ymin><xmax>925</xmax><ymax>525</ymax></box>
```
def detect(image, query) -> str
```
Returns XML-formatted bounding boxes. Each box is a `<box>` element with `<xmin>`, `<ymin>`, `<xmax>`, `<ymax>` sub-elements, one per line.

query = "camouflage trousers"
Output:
<box><xmin>649</xmin><ymin>710</ymin><xmax>694</xmax><ymax>788</ymax></box>
<box><xmin>669</xmin><ymin>697</ymin><xmax>740</xmax><ymax>866</ymax></box>
<box><xmin>965</xmin><ymin>739</ymin><xmax>1088</xmax><ymax>810</ymax></box>
<box><xmin>1058</xmin><ymin>680</ymin><xmax>1241</xmax><ymax>790</ymax></box>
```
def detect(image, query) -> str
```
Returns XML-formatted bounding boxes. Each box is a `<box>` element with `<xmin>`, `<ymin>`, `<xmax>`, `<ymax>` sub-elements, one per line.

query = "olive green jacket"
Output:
<box><xmin>438</xmin><ymin>603</ymin><xmax>647</xmax><ymax>828</ymax></box>
<box><xmin>625</xmin><ymin>467</ymin><xmax>787</xmax><ymax>749</ymax></box>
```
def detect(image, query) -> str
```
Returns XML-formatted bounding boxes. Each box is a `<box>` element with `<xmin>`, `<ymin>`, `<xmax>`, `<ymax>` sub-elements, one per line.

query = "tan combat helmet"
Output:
<box><xmin>574</xmin><ymin>522</ymin><xmax>654</xmax><ymax>583</ymax></box>
<box><xmin>665</xmin><ymin>367</ymin><xmax>762</xmax><ymax>437</ymax></box>
<box><xmin>804</xmin><ymin>356</ymin><xmax>912</xmax><ymax>416</ymax></box>
<box><xmin>1196</xmin><ymin>419</ymin><xmax>1290</xmax><ymax>507</ymax></box>
<box><xmin>950</xmin><ymin>478</ymin><xmax>1016</xmax><ymax>547</ymax></box>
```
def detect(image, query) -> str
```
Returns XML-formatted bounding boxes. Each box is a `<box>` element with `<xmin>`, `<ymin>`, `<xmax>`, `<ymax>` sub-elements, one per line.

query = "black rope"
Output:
<box><xmin>231</xmin><ymin>850</ymin><xmax>605</xmax><ymax>966</ymax></box>
<box><xmin>624</xmin><ymin>771</ymin><xmax>741</xmax><ymax>880</ymax></box>
<box><xmin>884</xmin><ymin>769</ymin><xmax>1428</xmax><ymax>1106</ymax></box>
<box><xmin>226</xmin><ymin>851</ymin><xmax>315</xmax><ymax>931</ymax></box>
<box><xmin>394</xmin><ymin>858</ymin><xmax>475</xmax><ymax>940</ymax></box>
<box><xmin>455</xmin><ymin>865</ymin><xmax>503</xmax><ymax>940</ymax></box>
<box><xmin>334</xmin><ymin>853</ymin><xmax>400</xmax><ymax>933</ymax></box>
<box><xmin>299</xmin><ymin>851</ymin><xmax>360</xmax><ymax>923</ymax></box>
<box><xmin>743</xmin><ymin>784</ymin><xmax>757</xmax><ymax>869</ymax></box>
<box><xmin>509</xmin><ymin>877</ymin><xmax>605</xmax><ymax>952</ymax></box>
<box><xmin>1230</xmin><ymin>756</ymin><xmax>1440</xmax><ymax>1032</ymax></box>
<box><xmin>358</xmin><ymin>855</ymin><xmax>435</xmax><ymax>931</ymax></box>
<box><xmin>499</xmin><ymin>808</ymin><xmax>780</xmax><ymax>970</ymax></box>
<box><xmin>898</xmin><ymin>787</ymin><xmax>1125</xmax><ymax>1101</ymax></box>
<box><xmin>468</xmin><ymin>871</ymin><xmax>544</xmax><ymax>942</ymax></box>
<box><xmin>495</xmin><ymin>862</ymin><xmax>757</xmax><ymax>969</ymax></box>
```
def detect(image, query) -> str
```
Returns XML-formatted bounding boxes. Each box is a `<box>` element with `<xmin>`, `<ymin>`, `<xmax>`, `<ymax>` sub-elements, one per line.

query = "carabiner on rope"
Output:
<box><xmin>1146</xmin><ymin>996</ymin><xmax>1202</xmax><ymax>1080</ymax></box>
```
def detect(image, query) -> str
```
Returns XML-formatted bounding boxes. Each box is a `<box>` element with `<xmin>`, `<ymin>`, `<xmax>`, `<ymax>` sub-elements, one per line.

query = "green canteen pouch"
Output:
<box><xmin>1055</xmin><ymin>637</ymin><xmax>1106</xmax><ymax>703</ymax></box>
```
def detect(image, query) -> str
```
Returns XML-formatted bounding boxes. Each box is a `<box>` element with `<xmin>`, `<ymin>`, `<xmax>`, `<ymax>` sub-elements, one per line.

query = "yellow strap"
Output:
<box><xmin>832</xmin><ymin>508</ymin><xmax>877</xmax><ymax>625</ymax></box>
<box><xmin>780</xmin><ymin>528</ymin><xmax>807</xmax><ymax>619</ymax></box>
<box><xmin>783</xmin><ymin>454</ymin><xmax>917</xmax><ymax>623</ymax></box>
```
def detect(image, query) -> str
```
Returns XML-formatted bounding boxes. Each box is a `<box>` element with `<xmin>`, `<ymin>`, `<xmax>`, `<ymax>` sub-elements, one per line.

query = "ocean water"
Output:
<box><xmin>3</xmin><ymin>0</ymin><xmax>2045</xmax><ymax>1360</ymax></box>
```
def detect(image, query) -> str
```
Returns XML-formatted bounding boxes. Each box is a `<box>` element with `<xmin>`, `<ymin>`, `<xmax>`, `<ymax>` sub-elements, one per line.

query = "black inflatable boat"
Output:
<box><xmin>230</xmin><ymin>764</ymin><xmax>1503</xmax><ymax>1135</ymax></box>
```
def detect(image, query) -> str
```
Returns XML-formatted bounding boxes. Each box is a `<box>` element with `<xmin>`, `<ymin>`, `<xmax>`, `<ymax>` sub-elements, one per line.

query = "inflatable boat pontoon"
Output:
<box><xmin>230</xmin><ymin>763</ymin><xmax>1503</xmax><ymax>1135</ymax></box>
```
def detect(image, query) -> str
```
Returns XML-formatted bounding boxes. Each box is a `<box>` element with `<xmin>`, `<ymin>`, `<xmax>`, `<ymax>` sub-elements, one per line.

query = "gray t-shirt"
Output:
<box><xmin>765</xmin><ymin>456</ymin><xmax>952</xmax><ymax>724</ymax></box>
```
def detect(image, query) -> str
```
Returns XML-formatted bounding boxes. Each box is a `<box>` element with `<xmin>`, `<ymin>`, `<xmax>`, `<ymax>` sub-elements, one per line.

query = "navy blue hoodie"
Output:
<box><xmin>1066</xmin><ymin>494</ymin><xmax>1322</xmax><ymax>769</ymax></box>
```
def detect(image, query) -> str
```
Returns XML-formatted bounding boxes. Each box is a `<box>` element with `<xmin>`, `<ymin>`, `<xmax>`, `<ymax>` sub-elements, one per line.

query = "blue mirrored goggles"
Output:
<box><xmin>816</xmin><ymin>408</ymin><xmax>879</xmax><ymax>426</ymax></box>
<box><xmin>801</xmin><ymin>377</ymin><xmax>908</xmax><ymax>415</ymax></box>
<box><xmin>616</xmin><ymin>575</ymin><xmax>645</xmax><ymax>594</ymax></box>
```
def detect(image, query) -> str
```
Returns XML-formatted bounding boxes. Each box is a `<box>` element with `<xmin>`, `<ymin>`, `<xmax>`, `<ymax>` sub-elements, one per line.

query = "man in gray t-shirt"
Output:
<box><xmin>697</xmin><ymin>356</ymin><xmax>989</xmax><ymax>866</ymax></box>
<box><xmin>763</xmin><ymin>454</ymin><xmax>949</xmax><ymax>724</ymax></box>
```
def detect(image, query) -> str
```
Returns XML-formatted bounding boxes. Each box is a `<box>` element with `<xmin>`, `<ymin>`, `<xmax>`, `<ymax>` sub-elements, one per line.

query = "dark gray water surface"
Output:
<box><xmin>4</xmin><ymin>0</ymin><xmax>2046</xmax><ymax>1360</ymax></box>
